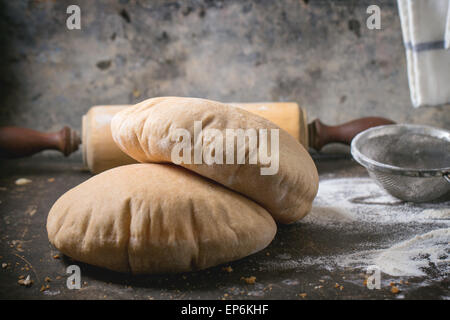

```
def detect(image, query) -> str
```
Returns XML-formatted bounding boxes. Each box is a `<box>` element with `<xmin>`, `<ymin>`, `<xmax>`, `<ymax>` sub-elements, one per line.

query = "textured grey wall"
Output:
<box><xmin>1</xmin><ymin>0</ymin><xmax>449</xmax><ymax>134</ymax></box>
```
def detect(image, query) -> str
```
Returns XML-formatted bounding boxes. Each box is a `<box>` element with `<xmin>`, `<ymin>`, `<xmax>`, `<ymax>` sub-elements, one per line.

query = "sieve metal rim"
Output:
<box><xmin>351</xmin><ymin>124</ymin><xmax>450</xmax><ymax>178</ymax></box>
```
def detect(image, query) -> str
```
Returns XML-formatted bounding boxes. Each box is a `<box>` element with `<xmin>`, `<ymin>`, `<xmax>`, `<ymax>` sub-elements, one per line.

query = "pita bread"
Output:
<box><xmin>111</xmin><ymin>97</ymin><xmax>319</xmax><ymax>223</ymax></box>
<box><xmin>47</xmin><ymin>164</ymin><xmax>276</xmax><ymax>274</ymax></box>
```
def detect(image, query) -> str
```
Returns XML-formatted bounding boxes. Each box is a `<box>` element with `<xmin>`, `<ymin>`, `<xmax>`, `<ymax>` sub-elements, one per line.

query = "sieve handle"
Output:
<box><xmin>309</xmin><ymin>117</ymin><xmax>395</xmax><ymax>151</ymax></box>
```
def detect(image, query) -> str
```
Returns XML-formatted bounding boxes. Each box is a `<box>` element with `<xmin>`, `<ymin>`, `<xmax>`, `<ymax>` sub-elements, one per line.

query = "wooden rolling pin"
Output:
<box><xmin>0</xmin><ymin>102</ymin><xmax>394</xmax><ymax>173</ymax></box>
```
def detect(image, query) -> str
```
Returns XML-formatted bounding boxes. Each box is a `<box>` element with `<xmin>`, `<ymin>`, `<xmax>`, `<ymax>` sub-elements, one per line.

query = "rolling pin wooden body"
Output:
<box><xmin>0</xmin><ymin>102</ymin><xmax>394</xmax><ymax>174</ymax></box>
<box><xmin>82</xmin><ymin>103</ymin><xmax>308</xmax><ymax>173</ymax></box>
<box><xmin>82</xmin><ymin>106</ymin><xmax>136</xmax><ymax>174</ymax></box>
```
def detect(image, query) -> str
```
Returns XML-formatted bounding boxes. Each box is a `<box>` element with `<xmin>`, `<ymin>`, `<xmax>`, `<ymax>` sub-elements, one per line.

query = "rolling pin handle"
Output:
<box><xmin>308</xmin><ymin>117</ymin><xmax>395</xmax><ymax>151</ymax></box>
<box><xmin>0</xmin><ymin>126</ymin><xmax>81</xmax><ymax>158</ymax></box>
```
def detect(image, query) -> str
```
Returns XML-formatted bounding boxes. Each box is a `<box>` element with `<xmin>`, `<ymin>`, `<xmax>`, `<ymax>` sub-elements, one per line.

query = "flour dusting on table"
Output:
<box><xmin>374</xmin><ymin>228</ymin><xmax>449</xmax><ymax>276</ymax></box>
<box><xmin>304</xmin><ymin>178</ymin><xmax>449</xmax><ymax>225</ymax></box>
<box><xmin>262</xmin><ymin>178</ymin><xmax>450</xmax><ymax>279</ymax></box>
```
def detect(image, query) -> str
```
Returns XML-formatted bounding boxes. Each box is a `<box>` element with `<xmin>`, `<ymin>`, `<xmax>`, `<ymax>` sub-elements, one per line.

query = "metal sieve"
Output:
<box><xmin>351</xmin><ymin>124</ymin><xmax>450</xmax><ymax>202</ymax></box>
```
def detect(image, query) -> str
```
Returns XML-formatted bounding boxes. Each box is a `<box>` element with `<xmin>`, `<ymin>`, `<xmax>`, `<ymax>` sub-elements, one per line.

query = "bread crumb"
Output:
<box><xmin>26</xmin><ymin>206</ymin><xmax>37</xmax><ymax>217</ymax></box>
<box><xmin>222</xmin><ymin>266</ymin><xmax>233</xmax><ymax>273</ymax></box>
<box><xmin>241</xmin><ymin>276</ymin><xmax>256</xmax><ymax>284</ymax></box>
<box><xmin>18</xmin><ymin>275</ymin><xmax>33</xmax><ymax>287</ymax></box>
<box><xmin>15</xmin><ymin>178</ymin><xmax>32</xmax><ymax>185</ymax></box>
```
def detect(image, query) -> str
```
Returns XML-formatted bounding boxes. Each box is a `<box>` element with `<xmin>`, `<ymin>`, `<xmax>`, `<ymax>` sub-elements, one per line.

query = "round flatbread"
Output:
<box><xmin>111</xmin><ymin>97</ymin><xmax>319</xmax><ymax>223</ymax></box>
<box><xmin>47</xmin><ymin>164</ymin><xmax>276</xmax><ymax>274</ymax></box>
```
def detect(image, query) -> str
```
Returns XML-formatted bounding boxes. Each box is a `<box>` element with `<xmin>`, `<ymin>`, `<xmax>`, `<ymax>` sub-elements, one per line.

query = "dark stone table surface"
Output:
<box><xmin>0</xmin><ymin>153</ymin><xmax>448</xmax><ymax>300</ymax></box>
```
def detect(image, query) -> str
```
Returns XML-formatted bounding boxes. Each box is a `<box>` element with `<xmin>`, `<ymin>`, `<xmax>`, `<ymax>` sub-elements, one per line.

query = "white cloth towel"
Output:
<box><xmin>397</xmin><ymin>0</ymin><xmax>450</xmax><ymax>107</ymax></box>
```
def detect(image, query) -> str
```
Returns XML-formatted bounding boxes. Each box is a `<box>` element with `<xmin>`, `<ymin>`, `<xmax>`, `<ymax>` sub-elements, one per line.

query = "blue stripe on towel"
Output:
<box><xmin>405</xmin><ymin>40</ymin><xmax>446</xmax><ymax>52</ymax></box>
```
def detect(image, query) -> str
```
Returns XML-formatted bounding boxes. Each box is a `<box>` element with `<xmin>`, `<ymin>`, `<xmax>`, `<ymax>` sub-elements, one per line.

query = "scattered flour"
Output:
<box><xmin>263</xmin><ymin>229</ymin><xmax>450</xmax><ymax>278</ymax></box>
<box><xmin>282</xmin><ymin>279</ymin><xmax>300</xmax><ymax>286</ymax></box>
<box><xmin>303</xmin><ymin>178</ymin><xmax>450</xmax><ymax>225</ymax></box>
<box><xmin>421</xmin><ymin>209</ymin><xmax>450</xmax><ymax>220</ymax></box>
<box><xmin>374</xmin><ymin>228</ymin><xmax>449</xmax><ymax>277</ymax></box>
<box><xmin>265</xmin><ymin>178</ymin><xmax>450</xmax><ymax>279</ymax></box>
<box><xmin>327</xmin><ymin>229</ymin><xmax>450</xmax><ymax>277</ymax></box>
<box><xmin>306</xmin><ymin>206</ymin><xmax>355</xmax><ymax>224</ymax></box>
<box><xmin>276</xmin><ymin>253</ymin><xmax>292</xmax><ymax>260</ymax></box>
